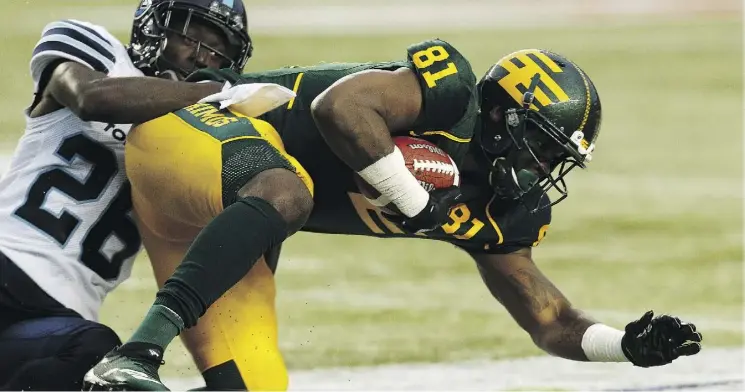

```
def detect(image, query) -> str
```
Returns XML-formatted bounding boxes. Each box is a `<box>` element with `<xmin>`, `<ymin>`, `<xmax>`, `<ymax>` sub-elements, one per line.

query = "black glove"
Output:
<box><xmin>382</xmin><ymin>186</ymin><xmax>462</xmax><ymax>233</ymax></box>
<box><xmin>621</xmin><ymin>310</ymin><xmax>703</xmax><ymax>367</ymax></box>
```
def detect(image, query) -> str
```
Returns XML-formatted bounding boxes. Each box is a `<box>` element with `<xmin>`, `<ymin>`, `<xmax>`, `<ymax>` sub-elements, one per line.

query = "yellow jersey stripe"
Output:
<box><xmin>409</xmin><ymin>130</ymin><xmax>471</xmax><ymax>143</ymax></box>
<box><xmin>287</xmin><ymin>72</ymin><xmax>305</xmax><ymax>110</ymax></box>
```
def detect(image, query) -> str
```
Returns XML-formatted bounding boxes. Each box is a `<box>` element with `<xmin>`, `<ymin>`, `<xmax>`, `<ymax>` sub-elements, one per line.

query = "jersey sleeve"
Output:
<box><xmin>454</xmin><ymin>193</ymin><xmax>553</xmax><ymax>255</ymax></box>
<box><xmin>492</xmin><ymin>200</ymin><xmax>552</xmax><ymax>254</ymax></box>
<box><xmin>404</xmin><ymin>39</ymin><xmax>480</xmax><ymax>165</ymax></box>
<box><xmin>30</xmin><ymin>20</ymin><xmax>117</xmax><ymax>89</ymax></box>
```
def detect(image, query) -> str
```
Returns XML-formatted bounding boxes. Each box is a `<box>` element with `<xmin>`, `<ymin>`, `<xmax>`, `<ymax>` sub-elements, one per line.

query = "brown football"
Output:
<box><xmin>353</xmin><ymin>136</ymin><xmax>460</xmax><ymax>215</ymax></box>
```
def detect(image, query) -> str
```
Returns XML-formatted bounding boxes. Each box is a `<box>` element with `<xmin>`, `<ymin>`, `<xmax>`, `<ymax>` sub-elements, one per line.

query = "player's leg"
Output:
<box><xmin>0</xmin><ymin>254</ymin><xmax>120</xmax><ymax>391</ymax></box>
<box><xmin>85</xmin><ymin>111</ymin><xmax>309</xmax><ymax>390</ymax></box>
<box><xmin>111</xmin><ymin>167</ymin><xmax>309</xmax><ymax>390</ymax></box>
<box><xmin>97</xmin><ymin>171</ymin><xmax>308</xmax><ymax>391</ymax></box>
<box><xmin>0</xmin><ymin>317</ymin><xmax>120</xmax><ymax>391</ymax></box>
<box><xmin>137</xmin><ymin>213</ymin><xmax>287</xmax><ymax>391</ymax></box>
<box><xmin>189</xmin><ymin>257</ymin><xmax>286</xmax><ymax>391</ymax></box>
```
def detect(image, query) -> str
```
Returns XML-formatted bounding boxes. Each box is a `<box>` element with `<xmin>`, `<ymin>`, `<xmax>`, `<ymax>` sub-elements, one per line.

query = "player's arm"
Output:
<box><xmin>470</xmin><ymin>248</ymin><xmax>703</xmax><ymax>366</ymax></box>
<box><xmin>29</xmin><ymin>20</ymin><xmax>222</xmax><ymax>124</ymax></box>
<box><xmin>311</xmin><ymin>68</ymin><xmax>460</xmax><ymax>231</ymax></box>
<box><xmin>311</xmin><ymin>68</ymin><xmax>421</xmax><ymax>171</ymax></box>
<box><xmin>38</xmin><ymin>61</ymin><xmax>222</xmax><ymax>124</ymax></box>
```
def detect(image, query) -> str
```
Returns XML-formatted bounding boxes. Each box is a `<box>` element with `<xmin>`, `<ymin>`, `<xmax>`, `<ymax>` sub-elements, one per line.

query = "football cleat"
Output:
<box><xmin>83</xmin><ymin>343</ymin><xmax>168</xmax><ymax>391</ymax></box>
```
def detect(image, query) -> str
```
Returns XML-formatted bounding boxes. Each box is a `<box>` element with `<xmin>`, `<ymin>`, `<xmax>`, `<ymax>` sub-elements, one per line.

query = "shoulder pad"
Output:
<box><xmin>30</xmin><ymin>20</ymin><xmax>124</xmax><ymax>89</ymax></box>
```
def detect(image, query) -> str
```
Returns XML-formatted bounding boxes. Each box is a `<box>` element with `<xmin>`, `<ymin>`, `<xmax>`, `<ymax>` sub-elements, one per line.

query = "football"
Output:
<box><xmin>353</xmin><ymin>136</ymin><xmax>460</xmax><ymax>215</ymax></box>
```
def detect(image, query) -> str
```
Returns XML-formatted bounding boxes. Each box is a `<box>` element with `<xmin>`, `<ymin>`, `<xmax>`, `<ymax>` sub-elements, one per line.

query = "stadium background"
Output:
<box><xmin>0</xmin><ymin>0</ymin><xmax>742</xmax><ymax>389</ymax></box>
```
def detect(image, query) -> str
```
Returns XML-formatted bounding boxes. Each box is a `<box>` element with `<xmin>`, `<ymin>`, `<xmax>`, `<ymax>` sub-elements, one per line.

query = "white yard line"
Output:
<box><xmin>162</xmin><ymin>347</ymin><xmax>743</xmax><ymax>391</ymax></box>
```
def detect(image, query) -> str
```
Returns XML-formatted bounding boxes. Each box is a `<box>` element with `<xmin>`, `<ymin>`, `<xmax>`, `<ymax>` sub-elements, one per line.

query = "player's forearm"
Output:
<box><xmin>312</xmin><ymin>103</ymin><xmax>430</xmax><ymax>217</ymax></box>
<box><xmin>532</xmin><ymin>308</ymin><xmax>597</xmax><ymax>361</ymax></box>
<box><xmin>75</xmin><ymin>77</ymin><xmax>222</xmax><ymax>124</ymax></box>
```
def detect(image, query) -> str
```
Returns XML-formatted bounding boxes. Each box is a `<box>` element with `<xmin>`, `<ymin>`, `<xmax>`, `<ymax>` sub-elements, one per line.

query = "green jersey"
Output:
<box><xmin>190</xmin><ymin>39</ymin><xmax>551</xmax><ymax>254</ymax></box>
<box><xmin>240</xmin><ymin>39</ymin><xmax>479</xmax><ymax>165</ymax></box>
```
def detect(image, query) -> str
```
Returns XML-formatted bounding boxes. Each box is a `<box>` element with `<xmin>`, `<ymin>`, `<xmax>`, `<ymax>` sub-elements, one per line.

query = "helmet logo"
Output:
<box><xmin>496</xmin><ymin>50</ymin><xmax>570</xmax><ymax>111</ymax></box>
<box><xmin>134</xmin><ymin>0</ymin><xmax>152</xmax><ymax>20</ymax></box>
<box><xmin>505</xmin><ymin>110</ymin><xmax>520</xmax><ymax>127</ymax></box>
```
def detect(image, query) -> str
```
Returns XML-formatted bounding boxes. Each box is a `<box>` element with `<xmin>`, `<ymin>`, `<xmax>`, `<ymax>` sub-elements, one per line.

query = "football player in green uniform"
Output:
<box><xmin>85</xmin><ymin>40</ymin><xmax>702</xmax><ymax>390</ymax></box>
<box><xmin>241</xmin><ymin>40</ymin><xmax>702</xmax><ymax>368</ymax></box>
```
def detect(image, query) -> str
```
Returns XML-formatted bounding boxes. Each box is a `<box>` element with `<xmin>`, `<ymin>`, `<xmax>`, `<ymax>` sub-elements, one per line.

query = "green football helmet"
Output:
<box><xmin>476</xmin><ymin>49</ymin><xmax>602</xmax><ymax>212</ymax></box>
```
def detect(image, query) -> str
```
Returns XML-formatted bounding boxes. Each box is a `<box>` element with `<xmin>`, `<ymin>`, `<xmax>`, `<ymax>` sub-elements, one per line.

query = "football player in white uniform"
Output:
<box><xmin>0</xmin><ymin>0</ymin><xmax>252</xmax><ymax>389</ymax></box>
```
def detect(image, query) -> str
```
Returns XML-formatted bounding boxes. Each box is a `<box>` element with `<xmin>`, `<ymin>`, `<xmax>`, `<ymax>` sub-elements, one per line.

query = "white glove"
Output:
<box><xmin>199</xmin><ymin>82</ymin><xmax>296</xmax><ymax>117</ymax></box>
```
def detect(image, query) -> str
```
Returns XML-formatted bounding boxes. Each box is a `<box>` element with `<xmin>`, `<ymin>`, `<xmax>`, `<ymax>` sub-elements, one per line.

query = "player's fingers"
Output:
<box><xmin>679</xmin><ymin>322</ymin><xmax>697</xmax><ymax>336</ymax></box>
<box><xmin>653</xmin><ymin>314</ymin><xmax>680</xmax><ymax>328</ymax></box>
<box><xmin>627</xmin><ymin>310</ymin><xmax>654</xmax><ymax>335</ymax></box>
<box><xmin>675</xmin><ymin>341</ymin><xmax>702</xmax><ymax>357</ymax></box>
<box><xmin>640</xmin><ymin>310</ymin><xmax>655</xmax><ymax>324</ymax></box>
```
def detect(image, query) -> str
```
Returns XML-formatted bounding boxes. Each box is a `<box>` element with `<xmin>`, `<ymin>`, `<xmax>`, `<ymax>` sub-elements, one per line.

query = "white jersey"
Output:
<box><xmin>0</xmin><ymin>20</ymin><xmax>144</xmax><ymax>321</ymax></box>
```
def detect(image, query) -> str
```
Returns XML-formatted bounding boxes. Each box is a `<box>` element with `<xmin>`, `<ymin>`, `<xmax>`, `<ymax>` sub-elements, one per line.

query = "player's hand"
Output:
<box><xmin>383</xmin><ymin>186</ymin><xmax>462</xmax><ymax>233</ymax></box>
<box><xmin>199</xmin><ymin>82</ymin><xmax>296</xmax><ymax>117</ymax></box>
<box><xmin>621</xmin><ymin>310</ymin><xmax>702</xmax><ymax>367</ymax></box>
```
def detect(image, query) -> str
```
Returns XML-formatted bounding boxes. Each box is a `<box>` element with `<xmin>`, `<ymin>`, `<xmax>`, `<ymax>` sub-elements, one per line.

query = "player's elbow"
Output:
<box><xmin>72</xmin><ymin>89</ymin><xmax>97</xmax><ymax>121</ymax></box>
<box><xmin>71</xmin><ymin>80</ymin><xmax>111</xmax><ymax>122</ymax></box>
<box><xmin>48</xmin><ymin>62</ymin><xmax>110</xmax><ymax>122</ymax></box>
<box><xmin>64</xmin><ymin>79</ymin><xmax>109</xmax><ymax>122</ymax></box>
<box><xmin>310</xmin><ymin>87</ymin><xmax>347</xmax><ymax>132</ymax></box>
<box><xmin>311</xmin><ymin>73</ymin><xmax>374</xmax><ymax>136</ymax></box>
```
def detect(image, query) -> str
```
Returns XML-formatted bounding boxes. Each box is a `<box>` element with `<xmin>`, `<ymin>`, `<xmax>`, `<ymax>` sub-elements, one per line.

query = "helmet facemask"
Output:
<box><xmin>129</xmin><ymin>1</ymin><xmax>252</xmax><ymax>78</ymax></box>
<box><xmin>157</xmin><ymin>9</ymin><xmax>241</xmax><ymax>76</ymax></box>
<box><xmin>479</xmin><ymin>73</ymin><xmax>595</xmax><ymax>213</ymax></box>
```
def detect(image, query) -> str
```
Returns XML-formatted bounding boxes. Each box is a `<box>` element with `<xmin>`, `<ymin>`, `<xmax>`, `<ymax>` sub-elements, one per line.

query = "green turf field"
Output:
<box><xmin>0</xmin><ymin>2</ymin><xmax>741</xmax><ymax>379</ymax></box>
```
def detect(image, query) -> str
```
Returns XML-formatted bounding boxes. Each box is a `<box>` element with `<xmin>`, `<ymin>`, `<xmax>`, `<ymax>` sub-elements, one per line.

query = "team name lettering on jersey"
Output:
<box><xmin>184</xmin><ymin>103</ymin><xmax>239</xmax><ymax>128</ymax></box>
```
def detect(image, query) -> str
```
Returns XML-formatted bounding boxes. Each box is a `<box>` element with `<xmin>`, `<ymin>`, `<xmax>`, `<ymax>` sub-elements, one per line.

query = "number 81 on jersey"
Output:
<box><xmin>412</xmin><ymin>45</ymin><xmax>459</xmax><ymax>88</ymax></box>
<box><xmin>349</xmin><ymin>192</ymin><xmax>484</xmax><ymax>240</ymax></box>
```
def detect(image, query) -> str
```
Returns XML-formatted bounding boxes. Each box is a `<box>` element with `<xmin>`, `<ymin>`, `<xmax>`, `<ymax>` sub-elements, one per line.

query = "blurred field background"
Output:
<box><xmin>0</xmin><ymin>0</ymin><xmax>742</xmax><ymax>383</ymax></box>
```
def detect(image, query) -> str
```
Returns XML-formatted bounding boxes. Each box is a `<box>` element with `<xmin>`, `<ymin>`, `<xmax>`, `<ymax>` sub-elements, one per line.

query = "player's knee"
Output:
<box><xmin>237</xmin><ymin>168</ymin><xmax>313</xmax><ymax>234</ymax></box>
<box><xmin>65</xmin><ymin>323</ymin><xmax>121</xmax><ymax>364</ymax></box>
<box><xmin>0</xmin><ymin>321</ymin><xmax>121</xmax><ymax>390</ymax></box>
